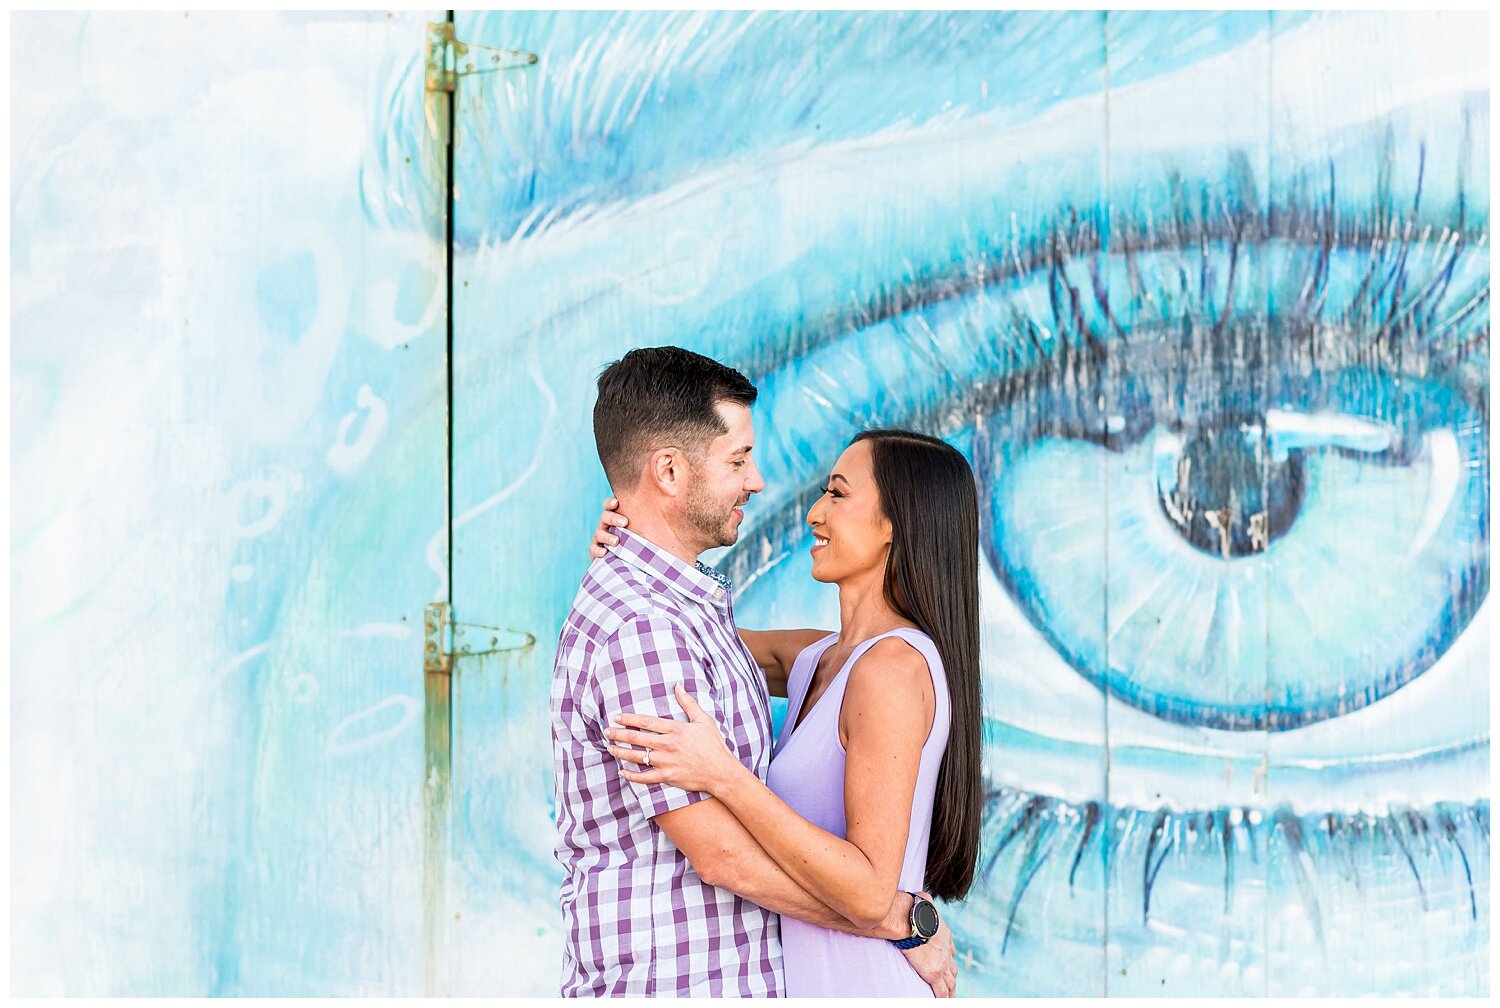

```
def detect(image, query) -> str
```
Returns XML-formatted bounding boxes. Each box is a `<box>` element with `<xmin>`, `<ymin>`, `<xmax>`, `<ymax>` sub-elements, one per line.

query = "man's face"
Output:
<box><xmin>678</xmin><ymin>400</ymin><xmax>765</xmax><ymax>552</ymax></box>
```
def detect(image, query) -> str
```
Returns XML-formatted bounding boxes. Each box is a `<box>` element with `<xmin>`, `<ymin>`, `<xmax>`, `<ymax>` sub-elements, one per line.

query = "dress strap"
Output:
<box><xmin>830</xmin><ymin>628</ymin><xmax>934</xmax><ymax>699</ymax></box>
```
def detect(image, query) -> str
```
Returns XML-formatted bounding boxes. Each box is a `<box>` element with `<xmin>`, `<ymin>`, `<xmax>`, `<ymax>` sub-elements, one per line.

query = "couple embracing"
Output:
<box><xmin>551</xmin><ymin>346</ymin><xmax>982</xmax><ymax>997</ymax></box>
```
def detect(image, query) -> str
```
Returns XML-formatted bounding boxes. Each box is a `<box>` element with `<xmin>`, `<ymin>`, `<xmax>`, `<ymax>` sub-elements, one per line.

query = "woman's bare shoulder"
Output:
<box><xmin>840</xmin><ymin>635</ymin><xmax>935</xmax><ymax>742</ymax></box>
<box><xmin>846</xmin><ymin>635</ymin><xmax>933</xmax><ymax>698</ymax></box>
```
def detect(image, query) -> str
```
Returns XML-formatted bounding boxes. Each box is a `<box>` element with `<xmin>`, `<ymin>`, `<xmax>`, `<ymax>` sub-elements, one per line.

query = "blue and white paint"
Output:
<box><xmin>434</xmin><ymin>10</ymin><xmax>1489</xmax><ymax>997</ymax></box>
<box><xmin>12</xmin><ymin>11</ymin><xmax>447</xmax><ymax>995</ymax></box>
<box><xmin>11</xmin><ymin>10</ymin><xmax>1488</xmax><ymax>997</ymax></box>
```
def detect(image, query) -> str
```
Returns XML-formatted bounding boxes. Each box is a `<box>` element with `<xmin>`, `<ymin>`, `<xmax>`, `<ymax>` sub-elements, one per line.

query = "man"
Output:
<box><xmin>551</xmin><ymin>346</ymin><xmax>958</xmax><ymax>996</ymax></box>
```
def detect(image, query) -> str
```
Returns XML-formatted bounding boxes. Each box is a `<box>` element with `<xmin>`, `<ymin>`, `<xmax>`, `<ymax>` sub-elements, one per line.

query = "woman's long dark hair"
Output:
<box><xmin>853</xmin><ymin>429</ymin><xmax>981</xmax><ymax>902</ymax></box>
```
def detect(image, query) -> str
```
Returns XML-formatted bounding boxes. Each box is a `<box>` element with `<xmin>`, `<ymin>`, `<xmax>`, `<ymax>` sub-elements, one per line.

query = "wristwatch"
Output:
<box><xmin>889</xmin><ymin>891</ymin><xmax>941</xmax><ymax>950</ymax></box>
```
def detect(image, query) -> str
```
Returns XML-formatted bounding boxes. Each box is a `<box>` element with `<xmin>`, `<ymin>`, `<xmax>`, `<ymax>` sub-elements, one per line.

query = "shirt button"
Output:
<box><xmin>714</xmin><ymin>587</ymin><xmax>725</xmax><ymax>600</ymax></box>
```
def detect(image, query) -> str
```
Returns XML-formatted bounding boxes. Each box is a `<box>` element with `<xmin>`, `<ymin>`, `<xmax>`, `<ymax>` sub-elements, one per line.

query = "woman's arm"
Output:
<box><xmin>738</xmin><ymin>628</ymin><xmax>831</xmax><ymax>697</ymax></box>
<box><xmin>609</xmin><ymin>637</ymin><xmax>936</xmax><ymax>929</ymax></box>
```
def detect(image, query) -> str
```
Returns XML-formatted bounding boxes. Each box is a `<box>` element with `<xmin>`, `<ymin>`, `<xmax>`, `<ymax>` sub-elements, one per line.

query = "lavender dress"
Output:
<box><xmin>765</xmin><ymin>627</ymin><xmax>950</xmax><ymax>997</ymax></box>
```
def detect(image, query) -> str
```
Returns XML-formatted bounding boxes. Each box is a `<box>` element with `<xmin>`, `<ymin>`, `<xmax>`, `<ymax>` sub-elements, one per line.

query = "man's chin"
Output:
<box><xmin>715</xmin><ymin>510</ymin><xmax>746</xmax><ymax>547</ymax></box>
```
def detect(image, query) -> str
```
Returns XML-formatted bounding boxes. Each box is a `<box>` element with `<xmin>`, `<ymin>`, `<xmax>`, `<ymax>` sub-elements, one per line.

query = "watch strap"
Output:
<box><xmin>888</xmin><ymin>891</ymin><xmax>937</xmax><ymax>950</ymax></box>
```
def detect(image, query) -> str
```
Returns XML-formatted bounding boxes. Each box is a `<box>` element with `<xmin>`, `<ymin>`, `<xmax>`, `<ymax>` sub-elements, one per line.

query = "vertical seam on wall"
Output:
<box><xmin>1100</xmin><ymin>7</ymin><xmax>1112</xmax><ymax>998</ymax></box>
<box><xmin>1261</xmin><ymin>9</ymin><xmax>1274</xmax><ymax>998</ymax></box>
<box><xmin>445</xmin><ymin>8</ymin><xmax>457</xmax><ymax>605</ymax></box>
<box><xmin>441</xmin><ymin>8</ymin><xmax>458</xmax><ymax>993</ymax></box>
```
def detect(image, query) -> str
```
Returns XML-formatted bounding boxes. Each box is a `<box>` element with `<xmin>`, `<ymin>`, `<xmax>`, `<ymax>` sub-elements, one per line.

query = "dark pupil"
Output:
<box><xmin>1158</xmin><ymin>419</ymin><xmax>1305</xmax><ymax>559</ymax></box>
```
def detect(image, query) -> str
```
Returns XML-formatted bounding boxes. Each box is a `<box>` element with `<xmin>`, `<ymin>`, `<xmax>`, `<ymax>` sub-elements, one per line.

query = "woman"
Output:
<box><xmin>593</xmin><ymin>429</ymin><xmax>982</xmax><ymax>997</ymax></box>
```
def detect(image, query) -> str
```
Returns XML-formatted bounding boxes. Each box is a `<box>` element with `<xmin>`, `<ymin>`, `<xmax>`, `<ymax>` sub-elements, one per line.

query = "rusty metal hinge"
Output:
<box><xmin>424</xmin><ymin>601</ymin><xmax>535</xmax><ymax>674</ymax></box>
<box><xmin>425</xmin><ymin>21</ymin><xmax>538</xmax><ymax>93</ymax></box>
<box><xmin>424</xmin><ymin>602</ymin><xmax>453</xmax><ymax>674</ymax></box>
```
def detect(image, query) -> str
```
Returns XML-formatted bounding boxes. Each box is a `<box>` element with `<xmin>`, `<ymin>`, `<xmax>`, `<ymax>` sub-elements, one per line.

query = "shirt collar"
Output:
<box><xmin>612</xmin><ymin>528</ymin><xmax>732</xmax><ymax>609</ymax></box>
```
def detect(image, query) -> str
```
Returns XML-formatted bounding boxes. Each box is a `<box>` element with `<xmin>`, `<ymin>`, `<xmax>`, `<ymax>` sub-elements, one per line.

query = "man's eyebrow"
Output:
<box><xmin>734</xmin><ymin>445</ymin><xmax>753</xmax><ymax>455</ymax></box>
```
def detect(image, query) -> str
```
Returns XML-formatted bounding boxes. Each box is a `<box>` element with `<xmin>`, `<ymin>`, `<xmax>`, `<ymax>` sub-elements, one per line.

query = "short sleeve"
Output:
<box><xmin>590</xmin><ymin>613</ymin><xmax>724</xmax><ymax>821</ymax></box>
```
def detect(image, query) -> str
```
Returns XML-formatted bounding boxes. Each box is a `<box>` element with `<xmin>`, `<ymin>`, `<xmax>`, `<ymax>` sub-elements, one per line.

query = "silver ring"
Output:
<box><xmin>641</xmin><ymin>750</ymin><xmax>651</xmax><ymax>768</ymax></box>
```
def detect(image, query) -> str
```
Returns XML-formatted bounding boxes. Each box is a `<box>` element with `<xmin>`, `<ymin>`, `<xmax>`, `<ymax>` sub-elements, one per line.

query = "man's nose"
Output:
<box><xmin>744</xmin><ymin>458</ymin><xmax>766</xmax><ymax>494</ymax></box>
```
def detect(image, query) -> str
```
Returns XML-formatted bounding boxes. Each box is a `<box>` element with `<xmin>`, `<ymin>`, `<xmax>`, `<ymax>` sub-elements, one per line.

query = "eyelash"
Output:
<box><xmin>823</xmin><ymin>485</ymin><xmax>844</xmax><ymax>498</ymax></box>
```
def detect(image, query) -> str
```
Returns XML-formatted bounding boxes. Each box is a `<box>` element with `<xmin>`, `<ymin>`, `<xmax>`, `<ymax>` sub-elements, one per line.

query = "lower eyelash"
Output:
<box><xmin>969</xmin><ymin>785</ymin><xmax>1489</xmax><ymax>957</ymax></box>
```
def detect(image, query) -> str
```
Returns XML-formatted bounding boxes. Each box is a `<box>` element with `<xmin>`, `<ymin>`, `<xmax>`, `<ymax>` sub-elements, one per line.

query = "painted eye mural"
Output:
<box><xmin>422</xmin><ymin>10</ymin><xmax>1489</xmax><ymax>997</ymax></box>
<box><xmin>8</xmin><ymin>9</ymin><xmax>1487</xmax><ymax>998</ymax></box>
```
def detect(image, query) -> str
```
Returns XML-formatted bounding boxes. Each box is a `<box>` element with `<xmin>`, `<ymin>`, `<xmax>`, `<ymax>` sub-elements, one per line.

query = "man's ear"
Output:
<box><xmin>648</xmin><ymin>447</ymin><xmax>682</xmax><ymax>497</ymax></box>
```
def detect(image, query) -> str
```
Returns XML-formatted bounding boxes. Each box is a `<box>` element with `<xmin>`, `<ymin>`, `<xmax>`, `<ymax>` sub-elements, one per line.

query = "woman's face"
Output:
<box><xmin>806</xmin><ymin>439</ymin><xmax>894</xmax><ymax>585</ymax></box>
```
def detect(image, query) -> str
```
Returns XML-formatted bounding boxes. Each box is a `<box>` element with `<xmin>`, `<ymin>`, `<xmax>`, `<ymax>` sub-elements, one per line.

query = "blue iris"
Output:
<box><xmin>981</xmin><ymin>365</ymin><xmax>1488</xmax><ymax>731</ymax></box>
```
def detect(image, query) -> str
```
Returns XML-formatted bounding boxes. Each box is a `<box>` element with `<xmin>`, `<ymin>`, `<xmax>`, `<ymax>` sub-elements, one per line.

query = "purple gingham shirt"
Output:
<box><xmin>551</xmin><ymin>528</ymin><xmax>783</xmax><ymax>997</ymax></box>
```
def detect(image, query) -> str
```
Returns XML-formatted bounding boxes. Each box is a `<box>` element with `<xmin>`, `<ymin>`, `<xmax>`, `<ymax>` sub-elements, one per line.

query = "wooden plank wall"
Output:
<box><xmin>448</xmin><ymin>11</ymin><xmax>1488</xmax><ymax>997</ymax></box>
<box><xmin>10</xmin><ymin>10</ymin><xmax>1487</xmax><ymax>997</ymax></box>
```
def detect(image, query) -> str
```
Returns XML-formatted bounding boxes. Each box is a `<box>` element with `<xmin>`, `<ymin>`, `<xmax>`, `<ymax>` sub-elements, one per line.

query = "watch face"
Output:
<box><xmin>913</xmin><ymin>899</ymin><xmax>941</xmax><ymax>938</ymax></box>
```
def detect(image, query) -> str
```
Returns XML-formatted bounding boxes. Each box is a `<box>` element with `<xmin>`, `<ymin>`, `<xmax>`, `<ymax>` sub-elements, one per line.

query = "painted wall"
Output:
<box><xmin>11</xmin><ymin>10</ymin><xmax>1489</xmax><ymax>996</ymax></box>
<box><xmin>11</xmin><ymin>11</ymin><xmax>448</xmax><ymax>995</ymax></box>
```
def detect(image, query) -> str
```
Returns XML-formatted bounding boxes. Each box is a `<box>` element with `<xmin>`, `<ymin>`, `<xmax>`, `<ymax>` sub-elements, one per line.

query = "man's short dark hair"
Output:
<box><xmin>593</xmin><ymin>346</ymin><xmax>758</xmax><ymax>491</ymax></box>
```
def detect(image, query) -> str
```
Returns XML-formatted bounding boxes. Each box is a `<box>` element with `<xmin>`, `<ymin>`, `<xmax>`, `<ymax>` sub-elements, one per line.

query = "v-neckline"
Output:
<box><xmin>787</xmin><ymin>633</ymin><xmax>843</xmax><ymax>737</ymax></box>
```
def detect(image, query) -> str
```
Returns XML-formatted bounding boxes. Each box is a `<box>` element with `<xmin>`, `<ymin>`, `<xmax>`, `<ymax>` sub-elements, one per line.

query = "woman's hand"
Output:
<box><xmin>606</xmin><ymin>685</ymin><xmax>742</xmax><ymax>794</ymax></box>
<box><xmin>589</xmin><ymin>496</ymin><xmax>628</xmax><ymax>559</ymax></box>
<box><xmin>902</xmin><ymin>915</ymin><xmax>959</xmax><ymax>998</ymax></box>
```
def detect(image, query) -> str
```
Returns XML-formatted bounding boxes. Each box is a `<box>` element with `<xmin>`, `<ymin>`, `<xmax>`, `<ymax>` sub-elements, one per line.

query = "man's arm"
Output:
<box><xmin>655</xmin><ymin>797</ymin><xmax>911</xmax><ymax>938</ymax></box>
